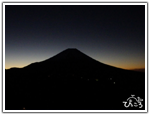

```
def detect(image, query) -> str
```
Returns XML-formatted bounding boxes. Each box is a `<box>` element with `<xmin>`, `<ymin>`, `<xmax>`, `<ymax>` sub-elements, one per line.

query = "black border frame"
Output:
<box><xmin>1</xmin><ymin>1</ymin><xmax>149</xmax><ymax>114</ymax></box>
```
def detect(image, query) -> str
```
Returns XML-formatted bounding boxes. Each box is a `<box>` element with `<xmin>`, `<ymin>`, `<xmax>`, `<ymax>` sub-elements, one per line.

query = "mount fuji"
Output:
<box><xmin>5</xmin><ymin>48</ymin><xmax>145</xmax><ymax>110</ymax></box>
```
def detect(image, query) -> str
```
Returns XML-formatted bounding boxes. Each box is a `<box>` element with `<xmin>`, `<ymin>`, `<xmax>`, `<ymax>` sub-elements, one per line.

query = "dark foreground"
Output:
<box><xmin>5</xmin><ymin>69</ymin><xmax>145</xmax><ymax>110</ymax></box>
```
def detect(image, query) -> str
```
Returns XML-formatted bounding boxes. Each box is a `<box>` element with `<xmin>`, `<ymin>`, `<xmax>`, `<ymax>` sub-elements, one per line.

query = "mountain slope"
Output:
<box><xmin>21</xmin><ymin>48</ymin><xmax>128</xmax><ymax>77</ymax></box>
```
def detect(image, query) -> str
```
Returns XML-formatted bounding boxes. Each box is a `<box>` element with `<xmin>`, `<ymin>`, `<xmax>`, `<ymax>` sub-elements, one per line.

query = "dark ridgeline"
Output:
<box><xmin>5</xmin><ymin>48</ymin><xmax>145</xmax><ymax>110</ymax></box>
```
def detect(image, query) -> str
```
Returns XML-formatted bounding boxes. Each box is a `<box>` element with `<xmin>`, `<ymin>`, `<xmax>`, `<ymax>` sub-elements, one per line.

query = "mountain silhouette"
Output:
<box><xmin>5</xmin><ymin>48</ymin><xmax>145</xmax><ymax>110</ymax></box>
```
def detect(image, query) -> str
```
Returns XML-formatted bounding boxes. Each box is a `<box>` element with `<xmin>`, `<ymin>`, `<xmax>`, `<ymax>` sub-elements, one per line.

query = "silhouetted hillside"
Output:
<box><xmin>5</xmin><ymin>48</ymin><xmax>145</xmax><ymax>110</ymax></box>
<box><xmin>130</xmin><ymin>68</ymin><xmax>145</xmax><ymax>72</ymax></box>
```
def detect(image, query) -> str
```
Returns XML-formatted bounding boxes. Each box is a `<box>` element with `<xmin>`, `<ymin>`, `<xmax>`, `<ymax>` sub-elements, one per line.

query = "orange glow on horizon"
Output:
<box><xmin>5</xmin><ymin>63</ymin><xmax>145</xmax><ymax>70</ymax></box>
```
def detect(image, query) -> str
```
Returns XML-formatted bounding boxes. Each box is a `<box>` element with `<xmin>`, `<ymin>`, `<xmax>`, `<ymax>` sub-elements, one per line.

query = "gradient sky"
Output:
<box><xmin>5</xmin><ymin>5</ymin><xmax>145</xmax><ymax>69</ymax></box>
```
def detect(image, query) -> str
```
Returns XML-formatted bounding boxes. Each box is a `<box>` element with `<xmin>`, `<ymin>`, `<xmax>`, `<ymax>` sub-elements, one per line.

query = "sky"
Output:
<box><xmin>5</xmin><ymin>4</ymin><xmax>145</xmax><ymax>69</ymax></box>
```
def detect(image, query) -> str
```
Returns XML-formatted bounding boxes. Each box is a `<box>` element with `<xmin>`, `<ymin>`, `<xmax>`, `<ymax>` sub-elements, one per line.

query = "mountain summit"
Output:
<box><xmin>43</xmin><ymin>48</ymin><xmax>98</xmax><ymax>63</ymax></box>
